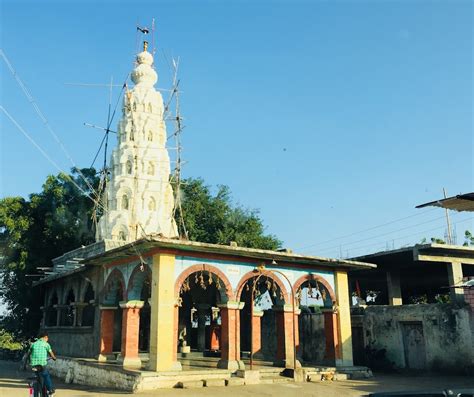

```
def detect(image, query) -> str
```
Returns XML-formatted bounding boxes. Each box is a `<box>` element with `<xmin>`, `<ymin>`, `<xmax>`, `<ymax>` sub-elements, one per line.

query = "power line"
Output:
<box><xmin>0</xmin><ymin>105</ymin><xmax>105</xmax><ymax>211</ymax></box>
<box><xmin>296</xmin><ymin>208</ymin><xmax>438</xmax><ymax>251</ymax></box>
<box><xmin>308</xmin><ymin>214</ymin><xmax>450</xmax><ymax>255</ymax></box>
<box><xmin>317</xmin><ymin>216</ymin><xmax>473</xmax><ymax>258</ymax></box>
<box><xmin>1</xmin><ymin>49</ymin><xmax>100</xmax><ymax>201</ymax></box>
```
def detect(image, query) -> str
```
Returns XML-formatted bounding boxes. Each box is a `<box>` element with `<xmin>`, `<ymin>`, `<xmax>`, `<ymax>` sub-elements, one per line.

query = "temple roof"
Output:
<box><xmin>34</xmin><ymin>236</ymin><xmax>376</xmax><ymax>286</ymax></box>
<box><xmin>82</xmin><ymin>235</ymin><xmax>376</xmax><ymax>270</ymax></box>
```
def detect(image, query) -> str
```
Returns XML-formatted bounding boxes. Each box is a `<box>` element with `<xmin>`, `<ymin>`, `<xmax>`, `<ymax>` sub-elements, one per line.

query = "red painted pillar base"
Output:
<box><xmin>323</xmin><ymin>309</ymin><xmax>340</xmax><ymax>363</ymax></box>
<box><xmin>251</xmin><ymin>310</ymin><xmax>264</xmax><ymax>359</ymax></box>
<box><xmin>274</xmin><ymin>305</ymin><xmax>301</xmax><ymax>369</ymax></box>
<box><xmin>217</xmin><ymin>301</ymin><xmax>245</xmax><ymax>370</ymax></box>
<box><xmin>118</xmin><ymin>301</ymin><xmax>144</xmax><ymax>368</ymax></box>
<box><xmin>98</xmin><ymin>307</ymin><xmax>116</xmax><ymax>362</ymax></box>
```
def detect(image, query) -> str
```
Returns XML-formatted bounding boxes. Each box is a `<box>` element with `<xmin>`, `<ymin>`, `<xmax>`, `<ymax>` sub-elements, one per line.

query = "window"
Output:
<box><xmin>126</xmin><ymin>160</ymin><xmax>133</xmax><ymax>174</ymax></box>
<box><xmin>122</xmin><ymin>195</ymin><xmax>129</xmax><ymax>210</ymax></box>
<box><xmin>118</xmin><ymin>230</ymin><xmax>127</xmax><ymax>241</ymax></box>
<box><xmin>148</xmin><ymin>197</ymin><xmax>156</xmax><ymax>211</ymax></box>
<box><xmin>82</xmin><ymin>283</ymin><xmax>95</xmax><ymax>327</ymax></box>
<box><xmin>147</xmin><ymin>162</ymin><xmax>155</xmax><ymax>176</ymax></box>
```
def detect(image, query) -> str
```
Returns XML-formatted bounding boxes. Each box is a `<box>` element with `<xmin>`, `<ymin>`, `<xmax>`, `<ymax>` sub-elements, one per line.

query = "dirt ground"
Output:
<box><xmin>1</xmin><ymin>360</ymin><xmax>473</xmax><ymax>397</ymax></box>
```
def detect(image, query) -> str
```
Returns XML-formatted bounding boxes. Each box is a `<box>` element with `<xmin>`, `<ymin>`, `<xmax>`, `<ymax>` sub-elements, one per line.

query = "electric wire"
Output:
<box><xmin>1</xmin><ymin>49</ymin><xmax>100</xmax><ymax>200</ymax></box>
<box><xmin>307</xmin><ymin>214</ymin><xmax>450</xmax><ymax>255</ymax></box>
<box><xmin>296</xmin><ymin>207</ymin><xmax>438</xmax><ymax>251</ymax></box>
<box><xmin>331</xmin><ymin>216</ymin><xmax>473</xmax><ymax>258</ymax></box>
<box><xmin>0</xmin><ymin>105</ymin><xmax>105</xmax><ymax>210</ymax></box>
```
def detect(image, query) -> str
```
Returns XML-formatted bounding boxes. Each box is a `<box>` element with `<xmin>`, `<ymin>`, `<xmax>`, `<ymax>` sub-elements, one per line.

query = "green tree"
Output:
<box><xmin>0</xmin><ymin>168</ymin><xmax>99</xmax><ymax>337</ymax></box>
<box><xmin>0</xmin><ymin>329</ymin><xmax>22</xmax><ymax>351</ymax></box>
<box><xmin>463</xmin><ymin>230</ymin><xmax>474</xmax><ymax>246</ymax></box>
<box><xmin>177</xmin><ymin>178</ymin><xmax>281</xmax><ymax>250</ymax></box>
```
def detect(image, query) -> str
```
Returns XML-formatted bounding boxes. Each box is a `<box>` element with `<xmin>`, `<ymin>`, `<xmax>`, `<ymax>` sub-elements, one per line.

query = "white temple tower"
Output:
<box><xmin>97</xmin><ymin>42</ymin><xmax>178</xmax><ymax>242</ymax></box>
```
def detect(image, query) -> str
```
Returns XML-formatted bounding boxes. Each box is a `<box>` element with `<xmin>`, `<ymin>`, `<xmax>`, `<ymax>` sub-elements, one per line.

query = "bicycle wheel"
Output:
<box><xmin>33</xmin><ymin>374</ymin><xmax>45</xmax><ymax>397</ymax></box>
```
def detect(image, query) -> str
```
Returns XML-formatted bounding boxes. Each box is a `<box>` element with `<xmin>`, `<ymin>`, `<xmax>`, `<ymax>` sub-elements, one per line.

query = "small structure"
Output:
<box><xmin>350</xmin><ymin>243</ymin><xmax>474</xmax><ymax>306</ymax></box>
<box><xmin>348</xmin><ymin>213</ymin><xmax>474</xmax><ymax>371</ymax></box>
<box><xmin>36</xmin><ymin>236</ymin><xmax>374</xmax><ymax>371</ymax></box>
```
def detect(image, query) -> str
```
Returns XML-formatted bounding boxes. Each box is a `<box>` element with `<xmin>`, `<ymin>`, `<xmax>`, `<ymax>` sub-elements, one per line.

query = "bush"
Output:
<box><xmin>0</xmin><ymin>328</ymin><xmax>22</xmax><ymax>351</ymax></box>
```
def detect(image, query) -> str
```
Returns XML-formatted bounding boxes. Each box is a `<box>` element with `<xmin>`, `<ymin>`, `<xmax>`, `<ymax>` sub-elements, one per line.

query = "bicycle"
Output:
<box><xmin>27</xmin><ymin>365</ymin><xmax>47</xmax><ymax>397</ymax></box>
<box><xmin>27</xmin><ymin>357</ymin><xmax>54</xmax><ymax>397</ymax></box>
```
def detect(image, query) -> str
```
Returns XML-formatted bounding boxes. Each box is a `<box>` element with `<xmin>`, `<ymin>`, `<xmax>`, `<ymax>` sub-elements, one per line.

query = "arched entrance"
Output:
<box><xmin>236</xmin><ymin>271</ymin><xmax>289</xmax><ymax>366</ymax></box>
<box><xmin>175</xmin><ymin>264</ymin><xmax>241</xmax><ymax>369</ymax></box>
<box><xmin>293</xmin><ymin>275</ymin><xmax>338</xmax><ymax>365</ymax></box>
<box><xmin>127</xmin><ymin>265</ymin><xmax>152</xmax><ymax>353</ymax></box>
<box><xmin>99</xmin><ymin>269</ymin><xmax>125</xmax><ymax>359</ymax></box>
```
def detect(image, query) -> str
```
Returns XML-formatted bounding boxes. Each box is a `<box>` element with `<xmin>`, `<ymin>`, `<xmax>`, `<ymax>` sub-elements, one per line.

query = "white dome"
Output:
<box><xmin>131</xmin><ymin>63</ymin><xmax>158</xmax><ymax>86</ymax></box>
<box><xmin>137</xmin><ymin>51</ymin><xmax>153</xmax><ymax>66</ymax></box>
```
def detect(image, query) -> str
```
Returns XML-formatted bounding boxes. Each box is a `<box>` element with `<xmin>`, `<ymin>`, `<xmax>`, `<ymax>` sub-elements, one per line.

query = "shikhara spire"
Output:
<box><xmin>96</xmin><ymin>42</ymin><xmax>178</xmax><ymax>242</ymax></box>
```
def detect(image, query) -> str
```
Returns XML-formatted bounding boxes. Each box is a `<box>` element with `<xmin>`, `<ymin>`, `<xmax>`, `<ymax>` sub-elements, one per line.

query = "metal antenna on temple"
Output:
<box><xmin>166</xmin><ymin>56</ymin><xmax>188</xmax><ymax>240</ymax></box>
<box><xmin>152</xmin><ymin>18</ymin><xmax>156</xmax><ymax>58</ymax></box>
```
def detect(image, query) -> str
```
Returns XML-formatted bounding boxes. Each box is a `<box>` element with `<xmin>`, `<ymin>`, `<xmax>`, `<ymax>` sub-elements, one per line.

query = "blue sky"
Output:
<box><xmin>1</xmin><ymin>0</ymin><xmax>472</xmax><ymax>258</ymax></box>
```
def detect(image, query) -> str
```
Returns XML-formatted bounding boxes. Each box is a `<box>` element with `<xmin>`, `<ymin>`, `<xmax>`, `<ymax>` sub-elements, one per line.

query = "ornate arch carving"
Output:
<box><xmin>292</xmin><ymin>274</ymin><xmax>336</xmax><ymax>307</ymax></box>
<box><xmin>102</xmin><ymin>268</ymin><xmax>126</xmax><ymax>304</ymax></box>
<box><xmin>174</xmin><ymin>264</ymin><xmax>235</xmax><ymax>301</ymax></box>
<box><xmin>235</xmin><ymin>270</ymin><xmax>289</xmax><ymax>303</ymax></box>
<box><xmin>127</xmin><ymin>263</ymin><xmax>152</xmax><ymax>301</ymax></box>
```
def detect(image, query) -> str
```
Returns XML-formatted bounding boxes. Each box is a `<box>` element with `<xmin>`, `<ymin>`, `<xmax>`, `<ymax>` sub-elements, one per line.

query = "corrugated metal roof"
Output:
<box><xmin>416</xmin><ymin>192</ymin><xmax>474</xmax><ymax>212</ymax></box>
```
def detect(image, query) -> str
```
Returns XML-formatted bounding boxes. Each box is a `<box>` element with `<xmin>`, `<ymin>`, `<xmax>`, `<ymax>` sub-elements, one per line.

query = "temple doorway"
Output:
<box><xmin>177</xmin><ymin>269</ymin><xmax>229</xmax><ymax>357</ymax></box>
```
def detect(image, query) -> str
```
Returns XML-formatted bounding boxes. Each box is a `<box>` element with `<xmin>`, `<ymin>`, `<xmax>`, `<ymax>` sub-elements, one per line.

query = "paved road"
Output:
<box><xmin>1</xmin><ymin>360</ymin><xmax>473</xmax><ymax>397</ymax></box>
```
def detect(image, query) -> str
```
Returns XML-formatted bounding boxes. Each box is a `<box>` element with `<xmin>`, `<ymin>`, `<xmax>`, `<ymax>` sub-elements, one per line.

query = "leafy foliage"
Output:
<box><xmin>463</xmin><ymin>230</ymin><xmax>474</xmax><ymax>246</ymax></box>
<box><xmin>177</xmin><ymin>178</ymin><xmax>281</xmax><ymax>250</ymax></box>
<box><xmin>420</xmin><ymin>237</ymin><xmax>446</xmax><ymax>244</ymax></box>
<box><xmin>0</xmin><ymin>168</ymin><xmax>99</xmax><ymax>337</ymax></box>
<box><xmin>0</xmin><ymin>328</ymin><xmax>22</xmax><ymax>350</ymax></box>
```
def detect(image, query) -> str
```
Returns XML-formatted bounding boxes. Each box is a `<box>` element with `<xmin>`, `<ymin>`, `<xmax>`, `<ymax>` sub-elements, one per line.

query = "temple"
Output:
<box><xmin>34</xmin><ymin>41</ymin><xmax>376</xmax><ymax>388</ymax></box>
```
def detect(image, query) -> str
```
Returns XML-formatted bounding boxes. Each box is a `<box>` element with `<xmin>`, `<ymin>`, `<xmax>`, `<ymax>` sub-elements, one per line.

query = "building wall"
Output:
<box><xmin>352</xmin><ymin>303</ymin><xmax>473</xmax><ymax>371</ymax></box>
<box><xmin>41</xmin><ymin>267</ymin><xmax>102</xmax><ymax>358</ymax></box>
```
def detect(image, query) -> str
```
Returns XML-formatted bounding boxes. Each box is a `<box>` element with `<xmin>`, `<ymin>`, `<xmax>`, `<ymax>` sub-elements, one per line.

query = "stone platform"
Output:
<box><xmin>47</xmin><ymin>356</ymin><xmax>372</xmax><ymax>392</ymax></box>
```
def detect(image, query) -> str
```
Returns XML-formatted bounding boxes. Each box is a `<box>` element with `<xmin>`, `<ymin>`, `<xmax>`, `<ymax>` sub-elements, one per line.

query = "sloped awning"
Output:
<box><xmin>416</xmin><ymin>192</ymin><xmax>474</xmax><ymax>212</ymax></box>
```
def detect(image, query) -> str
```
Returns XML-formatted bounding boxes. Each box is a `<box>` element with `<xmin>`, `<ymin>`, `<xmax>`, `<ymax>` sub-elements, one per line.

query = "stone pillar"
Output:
<box><xmin>448</xmin><ymin>261</ymin><xmax>464</xmax><ymax>303</ymax></box>
<box><xmin>322</xmin><ymin>309</ymin><xmax>340</xmax><ymax>362</ymax></box>
<box><xmin>148</xmin><ymin>253</ymin><xmax>182</xmax><ymax>371</ymax></box>
<box><xmin>386</xmin><ymin>270</ymin><xmax>403</xmax><ymax>306</ymax></box>
<box><xmin>251</xmin><ymin>310</ymin><xmax>264</xmax><ymax>359</ymax></box>
<box><xmin>74</xmin><ymin>303</ymin><xmax>88</xmax><ymax>326</ymax></box>
<box><xmin>40</xmin><ymin>307</ymin><xmax>46</xmax><ymax>329</ymax></box>
<box><xmin>118</xmin><ymin>300</ymin><xmax>144</xmax><ymax>368</ymax></box>
<box><xmin>274</xmin><ymin>305</ymin><xmax>301</xmax><ymax>368</ymax></box>
<box><xmin>294</xmin><ymin>310</ymin><xmax>301</xmax><ymax>359</ymax></box>
<box><xmin>335</xmin><ymin>270</ymin><xmax>353</xmax><ymax>366</ymax></box>
<box><xmin>217</xmin><ymin>301</ymin><xmax>245</xmax><ymax>370</ymax></box>
<box><xmin>98</xmin><ymin>306</ymin><xmax>116</xmax><ymax>361</ymax></box>
<box><xmin>196</xmin><ymin>304</ymin><xmax>210</xmax><ymax>352</ymax></box>
<box><xmin>55</xmin><ymin>305</ymin><xmax>64</xmax><ymax>326</ymax></box>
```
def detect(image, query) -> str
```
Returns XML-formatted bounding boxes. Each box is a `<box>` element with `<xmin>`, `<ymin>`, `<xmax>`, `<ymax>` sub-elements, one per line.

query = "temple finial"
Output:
<box><xmin>143</xmin><ymin>41</ymin><xmax>148</xmax><ymax>52</ymax></box>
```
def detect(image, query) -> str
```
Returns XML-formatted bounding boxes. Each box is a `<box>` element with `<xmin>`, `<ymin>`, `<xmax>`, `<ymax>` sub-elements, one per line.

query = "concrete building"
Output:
<box><xmin>348</xmin><ymin>244</ymin><xmax>474</xmax><ymax>372</ymax></box>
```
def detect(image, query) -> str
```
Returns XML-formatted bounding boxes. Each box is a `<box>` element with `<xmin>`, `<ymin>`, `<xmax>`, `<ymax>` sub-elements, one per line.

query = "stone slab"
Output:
<box><xmin>203</xmin><ymin>379</ymin><xmax>226</xmax><ymax>387</ymax></box>
<box><xmin>226</xmin><ymin>378</ymin><xmax>245</xmax><ymax>386</ymax></box>
<box><xmin>236</xmin><ymin>369</ymin><xmax>260</xmax><ymax>385</ymax></box>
